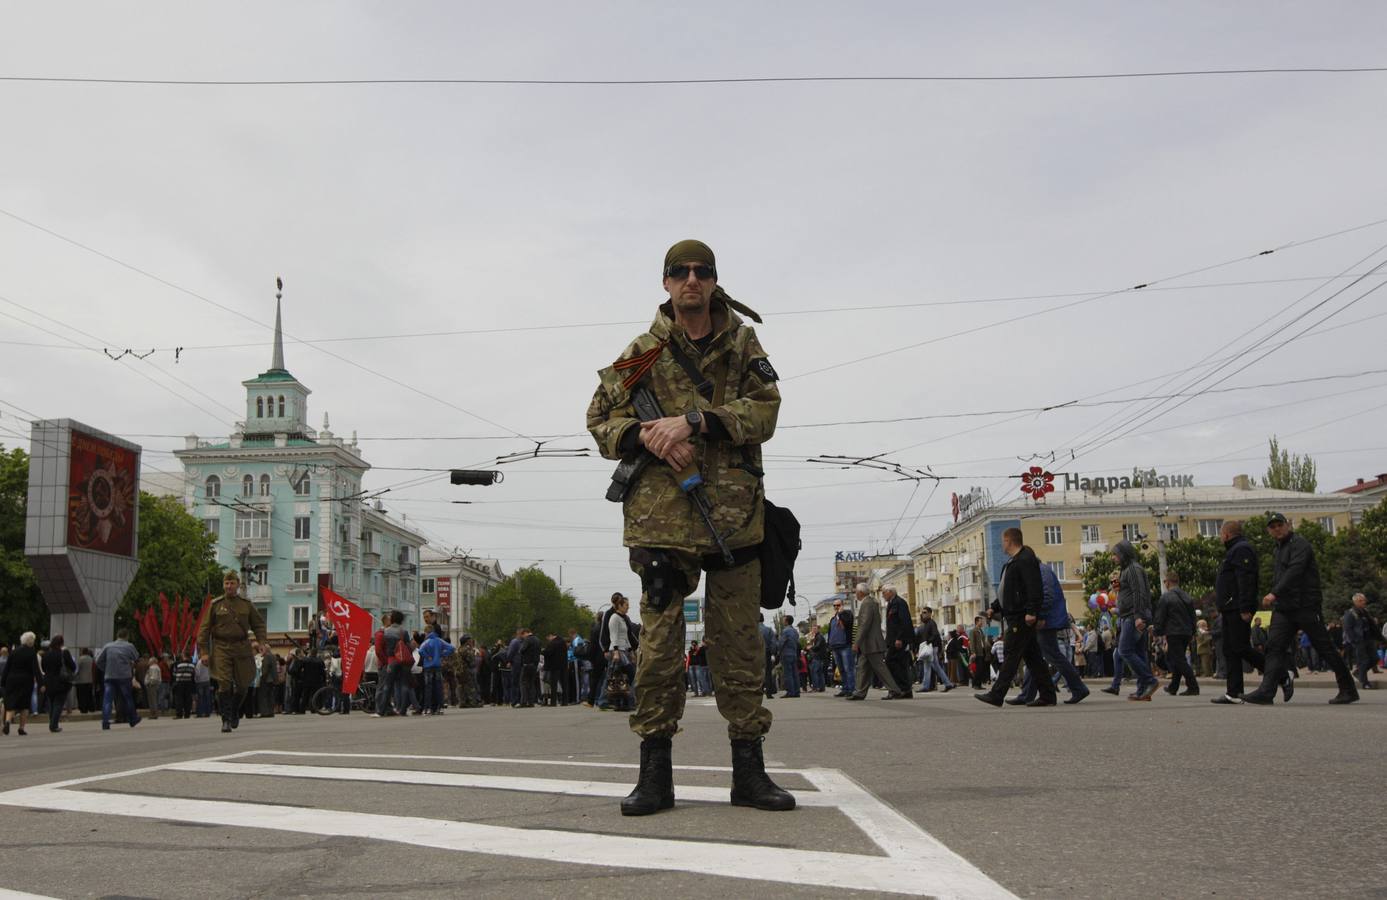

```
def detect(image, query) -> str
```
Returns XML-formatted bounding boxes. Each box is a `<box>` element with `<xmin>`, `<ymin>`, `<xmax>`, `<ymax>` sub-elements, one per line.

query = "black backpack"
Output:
<box><xmin>760</xmin><ymin>500</ymin><xmax>801</xmax><ymax>610</ymax></box>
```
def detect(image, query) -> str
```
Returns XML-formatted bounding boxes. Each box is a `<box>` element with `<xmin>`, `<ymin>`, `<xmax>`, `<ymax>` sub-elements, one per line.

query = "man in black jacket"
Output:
<box><xmin>542</xmin><ymin>633</ymin><xmax>568</xmax><ymax>706</ymax></box>
<box><xmin>1243</xmin><ymin>513</ymin><xmax>1358</xmax><ymax>705</ymax></box>
<box><xmin>883</xmin><ymin>586</ymin><xmax>915</xmax><ymax>699</ymax></box>
<box><xmin>827</xmin><ymin>597</ymin><xmax>855</xmax><ymax>696</ymax></box>
<box><xmin>1154</xmin><ymin>572</ymin><xmax>1199</xmax><ymax>696</ymax></box>
<box><xmin>519</xmin><ymin>628</ymin><xmax>543</xmax><ymax>708</ymax></box>
<box><xmin>1211</xmin><ymin>521</ymin><xmax>1265</xmax><ymax>706</ymax></box>
<box><xmin>1343</xmin><ymin>593</ymin><xmax>1377</xmax><ymax>690</ymax></box>
<box><xmin>975</xmin><ymin>527</ymin><xmax>1056</xmax><ymax>707</ymax></box>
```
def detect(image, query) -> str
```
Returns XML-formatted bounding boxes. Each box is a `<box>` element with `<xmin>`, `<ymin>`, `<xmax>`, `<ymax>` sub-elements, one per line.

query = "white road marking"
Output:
<box><xmin>243</xmin><ymin>748</ymin><xmax>801</xmax><ymax>774</ymax></box>
<box><xmin>162</xmin><ymin>759</ymin><xmax>838</xmax><ymax>807</ymax></box>
<box><xmin>0</xmin><ymin>753</ymin><xmax>1016</xmax><ymax>900</ymax></box>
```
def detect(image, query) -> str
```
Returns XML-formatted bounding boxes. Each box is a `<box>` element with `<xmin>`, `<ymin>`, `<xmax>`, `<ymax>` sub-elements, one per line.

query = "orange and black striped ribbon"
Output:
<box><xmin>613</xmin><ymin>341</ymin><xmax>666</xmax><ymax>390</ymax></box>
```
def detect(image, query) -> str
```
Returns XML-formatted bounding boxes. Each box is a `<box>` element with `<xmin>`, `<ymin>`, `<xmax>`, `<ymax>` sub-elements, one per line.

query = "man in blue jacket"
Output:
<box><xmin>417</xmin><ymin>631</ymin><xmax>455</xmax><ymax>715</ymax></box>
<box><xmin>759</xmin><ymin>616</ymin><xmax>778</xmax><ymax>698</ymax></box>
<box><xmin>1010</xmin><ymin>562</ymin><xmax>1089</xmax><ymax>705</ymax></box>
<box><xmin>776</xmin><ymin>615</ymin><xmax>801</xmax><ymax>697</ymax></box>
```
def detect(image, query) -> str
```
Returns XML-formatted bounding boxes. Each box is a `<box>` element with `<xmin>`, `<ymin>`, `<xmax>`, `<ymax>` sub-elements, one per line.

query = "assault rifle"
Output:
<box><xmin>605</xmin><ymin>385</ymin><xmax>735</xmax><ymax>566</ymax></box>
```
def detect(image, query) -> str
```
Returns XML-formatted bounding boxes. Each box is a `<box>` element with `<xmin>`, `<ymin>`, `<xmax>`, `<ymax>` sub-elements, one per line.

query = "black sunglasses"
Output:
<box><xmin>666</xmin><ymin>263</ymin><xmax>716</xmax><ymax>281</ymax></box>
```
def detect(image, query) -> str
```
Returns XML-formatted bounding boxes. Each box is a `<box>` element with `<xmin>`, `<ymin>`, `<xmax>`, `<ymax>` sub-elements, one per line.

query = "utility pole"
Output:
<box><xmin>1149</xmin><ymin>506</ymin><xmax>1170</xmax><ymax>588</ymax></box>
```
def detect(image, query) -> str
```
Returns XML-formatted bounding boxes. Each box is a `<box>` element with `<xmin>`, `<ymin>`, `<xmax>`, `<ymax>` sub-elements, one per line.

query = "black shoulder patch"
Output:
<box><xmin>750</xmin><ymin>357</ymin><xmax>779</xmax><ymax>382</ymax></box>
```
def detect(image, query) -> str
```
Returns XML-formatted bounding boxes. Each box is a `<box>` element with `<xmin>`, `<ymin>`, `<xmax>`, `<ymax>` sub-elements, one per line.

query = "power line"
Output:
<box><xmin>3</xmin><ymin>67</ymin><xmax>1386</xmax><ymax>87</ymax></box>
<box><xmin>785</xmin><ymin>216</ymin><xmax>1387</xmax><ymax>381</ymax></box>
<box><xmin>0</xmin><ymin>206</ymin><xmax>529</xmax><ymax>439</ymax></box>
<box><xmin>1</xmin><ymin>274</ymin><xmax>1369</xmax><ymax>357</ymax></box>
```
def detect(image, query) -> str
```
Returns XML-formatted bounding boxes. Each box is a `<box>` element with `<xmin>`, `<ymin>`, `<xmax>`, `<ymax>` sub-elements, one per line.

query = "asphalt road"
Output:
<box><xmin>0</xmin><ymin>672</ymin><xmax>1383</xmax><ymax>900</ymax></box>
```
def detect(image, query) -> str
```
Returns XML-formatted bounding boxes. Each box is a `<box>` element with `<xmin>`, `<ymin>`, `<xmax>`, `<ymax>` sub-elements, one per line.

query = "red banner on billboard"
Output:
<box><xmin>322</xmin><ymin>587</ymin><xmax>374</xmax><ymax>695</ymax></box>
<box><xmin>435</xmin><ymin>576</ymin><xmax>451</xmax><ymax>612</ymax></box>
<box><xmin>68</xmin><ymin>430</ymin><xmax>138</xmax><ymax>557</ymax></box>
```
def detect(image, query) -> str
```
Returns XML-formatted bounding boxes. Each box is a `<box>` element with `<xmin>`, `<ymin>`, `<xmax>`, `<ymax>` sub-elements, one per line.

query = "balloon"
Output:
<box><xmin>1088</xmin><ymin>597</ymin><xmax>1099</xmax><ymax>609</ymax></box>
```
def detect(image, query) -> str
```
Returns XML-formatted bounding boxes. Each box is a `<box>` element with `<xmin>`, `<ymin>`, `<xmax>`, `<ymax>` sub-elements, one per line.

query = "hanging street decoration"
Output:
<box><xmin>1019</xmin><ymin>466</ymin><xmax>1056</xmax><ymax>500</ymax></box>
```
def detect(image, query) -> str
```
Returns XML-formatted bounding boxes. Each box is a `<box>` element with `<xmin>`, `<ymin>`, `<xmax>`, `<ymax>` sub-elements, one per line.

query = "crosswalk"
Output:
<box><xmin>0</xmin><ymin>749</ymin><xmax>1014</xmax><ymax>899</ymax></box>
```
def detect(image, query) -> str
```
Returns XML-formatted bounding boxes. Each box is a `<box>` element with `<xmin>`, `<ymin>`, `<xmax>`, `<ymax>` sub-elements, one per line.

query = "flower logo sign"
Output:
<box><xmin>1020</xmin><ymin>466</ymin><xmax>1055</xmax><ymax>501</ymax></box>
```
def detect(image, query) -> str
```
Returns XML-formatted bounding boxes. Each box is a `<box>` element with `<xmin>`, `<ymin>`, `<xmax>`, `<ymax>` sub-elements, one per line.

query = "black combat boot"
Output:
<box><xmin>620</xmin><ymin>736</ymin><xmax>674</xmax><ymax>816</ymax></box>
<box><xmin>730</xmin><ymin>737</ymin><xmax>795</xmax><ymax>811</ymax></box>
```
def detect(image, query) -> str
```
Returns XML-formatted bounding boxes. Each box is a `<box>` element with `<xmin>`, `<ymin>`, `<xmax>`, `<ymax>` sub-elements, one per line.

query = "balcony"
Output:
<box><xmin>236</xmin><ymin>538</ymin><xmax>273</xmax><ymax>558</ymax></box>
<box><xmin>244</xmin><ymin>583</ymin><xmax>271</xmax><ymax>602</ymax></box>
<box><xmin>1080</xmin><ymin>541</ymin><xmax>1108</xmax><ymax>556</ymax></box>
<box><xmin>362</xmin><ymin>551</ymin><xmax>382</xmax><ymax>570</ymax></box>
<box><xmin>341</xmin><ymin>541</ymin><xmax>359</xmax><ymax>559</ymax></box>
<box><xmin>286</xmin><ymin>581</ymin><xmax>315</xmax><ymax>594</ymax></box>
<box><xmin>958</xmin><ymin>584</ymin><xmax>983</xmax><ymax>604</ymax></box>
<box><xmin>922</xmin><ymin>570</ymin><xmax>937</xmax><ymax>582</ymax></box>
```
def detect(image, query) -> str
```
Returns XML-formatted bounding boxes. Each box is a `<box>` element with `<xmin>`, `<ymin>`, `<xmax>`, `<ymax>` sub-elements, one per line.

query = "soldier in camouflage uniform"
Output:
<box><xmin>587</xmin><ymin>239</ymin><xmax>794</xmax><ymax>816</ymax></box>
<box><xmin>453</xmin><ymin>635</ymin><xmax>482</xmax><ymax>708</ymax></box>
<box><xmin>196</xmin><ymin>570</ymin><xmax>268</xmax><ymax>733</ymax></box>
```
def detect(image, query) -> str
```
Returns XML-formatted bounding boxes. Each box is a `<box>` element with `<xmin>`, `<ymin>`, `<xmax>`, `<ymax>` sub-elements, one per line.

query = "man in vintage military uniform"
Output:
<box><xmin>196</xmin><ymin>570</ymin><xmax>269</xmax><ymax>732</ymax></box>
<box><xmin>587</xmin><ymin>239</ymin><xmax>794</xmax><ymax>816</ymax></box>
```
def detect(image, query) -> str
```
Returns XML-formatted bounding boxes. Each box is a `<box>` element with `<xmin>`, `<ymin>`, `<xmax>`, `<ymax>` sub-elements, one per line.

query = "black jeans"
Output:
<box><xmin>1352</xmin><ymin>641</ymin><xmax>1375</xmax><ymax>687</ymax></box>
<box><xmin>1220</xmin><ymin>613</ymin><xmax>1265</xmax><ymax>697</ymax></box>
<box><xmin>1165</xmin><ymin>635</ymin><xmax>1198</xmax><ymax>692</ymax></box>
<box><xmin>885</xmin><ymin>646</ymin><xmax>914</xmax><ymax>695</ymax></box>
<box><xmin>1255</xmin><ymin>607</ymin><xmax>1355</xmax><ymax>697</ymax></box>
<box><xmin>520</xmin><ymin>664</ymin><xmax>540</xmax><ymax>706</ymax></box>
<box><xmin>986</xmin><ymin>619</ymin><xmax>1054</xmax><ymax>703</ymax></box>
<box><xmin>46</xmin><ymin>685</ymin><xmax>70</xmax><ymax>731</ymax></box>
<box><xmin>173</xmin><ymin>682</ymin><xmax>194</xmax><ymax>718</ymax></box>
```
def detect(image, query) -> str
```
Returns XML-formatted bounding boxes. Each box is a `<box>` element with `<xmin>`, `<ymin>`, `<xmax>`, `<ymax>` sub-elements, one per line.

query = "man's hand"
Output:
<box><xmin>894</xmin><ymin>639</ymin><xmax>903</xmax><ymax>649</ymax></box>
<box><xmin>663</xmin><ymin>441</ymin><xmax>695</xmax><ymax>471</ymax></box>
<box><xmin>1135</xmin><ymin>618</ymin><xmax>1147</xmax><ymax>631</ymax></box>
<box><xmin>1024</xmin><ymin>614</ymin><xmax>1037</xmax><ymax>626</ymax></box>
<box><xmin>639</xmin><ymin>416</ymin><xmax>695</xmax><ymax>458</ymax></box>
<box><xmin>1262</xmin><ymin>593</ymin><xmax>1276</xmax><ymax>607</ymax></box>
<box><xmin>1241</xmin><ymin>612</ymin><xmax>1252</xmax><ymax>623</ymax></box>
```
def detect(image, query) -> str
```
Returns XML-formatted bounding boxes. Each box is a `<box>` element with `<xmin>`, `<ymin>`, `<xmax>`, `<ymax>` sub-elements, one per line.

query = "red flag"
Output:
<box><xmin>191</xmin><ymin>595</ymin><xmax>213</xmax><ymax>657</ymax></box>
<box><xmin>322</xmin><ymin>587</ymin><xmax>374</xmax><ymax>695</ymax></box>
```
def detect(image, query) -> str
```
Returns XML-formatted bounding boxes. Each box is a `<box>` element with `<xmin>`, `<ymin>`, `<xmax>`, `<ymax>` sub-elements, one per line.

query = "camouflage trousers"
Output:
<box><xmin>629</xmin><ymin>551</ymin><xmax>771</xmax><ymax>741</ymax></box>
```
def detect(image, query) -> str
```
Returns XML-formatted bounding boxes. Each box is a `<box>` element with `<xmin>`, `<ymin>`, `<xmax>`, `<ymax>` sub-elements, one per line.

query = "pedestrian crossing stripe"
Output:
<box><xmin>0</xmin><ymin>750</ymin><xmax>1014</xmax><ymax>900</ymax></box>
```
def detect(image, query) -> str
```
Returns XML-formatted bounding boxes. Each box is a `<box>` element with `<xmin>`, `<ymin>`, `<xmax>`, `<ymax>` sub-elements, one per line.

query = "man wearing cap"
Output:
<box><xmin>195</xmin><ymin>570</ymin><xmax>269</xmax><ymax>733</ymax></box>
<box><xmin>588</xmin><ymin>239</ymin><xmax>793</xmax><ymax>816</ymax></box>
<box><xmin>1242</xmin><ymin>513</ymin><xmax>1358</xmax><ymax>705</ymax></box>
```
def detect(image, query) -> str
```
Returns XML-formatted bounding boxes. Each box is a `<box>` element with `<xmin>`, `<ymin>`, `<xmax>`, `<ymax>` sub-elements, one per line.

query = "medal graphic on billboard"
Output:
<box><xmin>67</xmin><ymin>430</ymin><xmax>137</xmax><ymax>555</ymax></box>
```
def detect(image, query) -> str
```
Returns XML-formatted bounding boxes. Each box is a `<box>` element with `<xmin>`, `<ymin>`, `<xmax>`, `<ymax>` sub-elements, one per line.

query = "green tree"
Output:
<box><xmin>1324</xmin><ymin>525</ymin><xmax>1385</xmax><ymax>621</ymax></box>
<box><xmin>1261</xmin><ymin>436</ymin><xmax>1317</xmax><ymax>492</ymax></box>
<box><xmin>1162</xmin><ymin>536</ymin><xmax>1226</xmax><ymax>602</ymax></box>
<box><xmin>0</xmin><ymin>446</ymin><xmax>48</xmax><ymax>642</ymax></box>
<box><xmin>473</xmin><ymin>566</ymin><xmax>594</xmax><ymax>648</ymax></box>
<box><xmin>117</xmin><ymin>492</ymin><xmax>224</xmax><ymax>647</ymax></box>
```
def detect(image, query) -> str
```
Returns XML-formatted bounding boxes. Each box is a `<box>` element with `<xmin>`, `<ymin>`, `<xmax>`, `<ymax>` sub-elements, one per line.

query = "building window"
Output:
<box><xmin>259</xmin><ymin>474</ymin><xmax>271</xmax><ymax>496</ymax></box>
<box><xmin>247</xmin><ymin>563</ymin><xmax>268</xmax><ymax>585</ymax></box>
<box><xmin>294</xmin><ymin>516</ymin><xmax>311</xmax><ymax>540</ymax></box>
<box><xmin>1044</xmin><ymin>525</ymin><xmax>1062</xmax><ymax>545</ymax></box>
<box><xmin>422</xmin><ymin>578</ymin><xmax>436</xmax><ymax>594</ymax></box>
<box><xmin>234</xmin><ymin>511</ymin><xmax>270</xmax><ymax>540</ymax></box>
<box><xmin>1046</xmin><ymin>561</ymin><xmax>1065</xmax><ymax>581</ymax></box>
<box><xmin>291</xmin><ymin>605</ymin><xmax>311</xmax><ymax>630</ymax></box>
<box><xmin>1318</xmin><ymin>516</ymin><xmax>1336</xmax><ymax>535</ymax></box>
<box><xmin>256</xmin><ymin>397</ymin><xmax>264</xmax><ymax>418</ymax></box>
<box><xmin>1122</xmin><ymin>523</ymin><xmax>1142</xmax><ymax>542</ymax></box>
<box><xmin>294</xmin><ymin>472</ymin><xmax>311</xmax><ymax>496</ymax></box>
<box><xmin>241</xmin><ymin>474</ymin><xmax>254</xmax><ymax>498</ymax></box>
<box><xmin>293</xmin><ymin>561</ymin><xmax>310</xmax><ymax>585</ymax></box>
<box><xmin>278</xmin><ymin>395</ymin><xmax>286</xmax><ymax>417</ymax></box>
<box><xmin>205</xmin><ymin>518</ymin><xmax>220</xmax><ymax>537</ymax></box>
<box><xmin>1081</xmin><ymin>524</ymin><xmax>1100</xmax><ymax>543</ymax></box>
<box><xmin>205</xmin><ymin>475</ymin><xmax>221</xmax><ymax>498</ymax></box>
<box><xmin>1197</xmin><ymin>519</ymin><xmax>1224</xmax><ymax>539</ymax></box>
<box><xmin>1079</xmin><ymin>554</ymin><xmax>1094</xmax><ymax>574</ymax></box>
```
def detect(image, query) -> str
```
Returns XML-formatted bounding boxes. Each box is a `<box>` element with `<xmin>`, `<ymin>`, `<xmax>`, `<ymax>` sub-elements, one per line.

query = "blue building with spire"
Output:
<box><xmin>175</xmin><ymin>289</ymin><xmax>427</xmax><ymax>639</ymax></box>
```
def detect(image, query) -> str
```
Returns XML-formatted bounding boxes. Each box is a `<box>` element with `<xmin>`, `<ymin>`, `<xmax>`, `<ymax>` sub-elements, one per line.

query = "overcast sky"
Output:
<box><xmin>3</xmin><ymin>2</ymin><xmax>1385</xmax><ymax>614</ymax></box>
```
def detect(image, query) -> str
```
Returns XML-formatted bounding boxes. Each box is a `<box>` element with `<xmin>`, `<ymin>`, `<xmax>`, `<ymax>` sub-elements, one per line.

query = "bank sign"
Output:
<box><xmin>1064</xmin><ymin>468</ymin><xmax>1195</xmax><ymax>493</ymax></box>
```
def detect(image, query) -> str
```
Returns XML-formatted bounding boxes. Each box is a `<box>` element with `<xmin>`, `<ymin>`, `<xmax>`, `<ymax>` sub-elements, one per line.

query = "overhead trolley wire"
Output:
<box><xmin>3</xmin><ymin>66</ymin><xmax>1386</xmax><ymax>87</ymax></box>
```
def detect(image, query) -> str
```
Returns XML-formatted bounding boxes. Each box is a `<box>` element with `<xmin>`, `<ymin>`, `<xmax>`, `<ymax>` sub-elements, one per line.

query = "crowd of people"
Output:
<box><xmin>3</xmin><ymin>518</ymin><xmax>1383</xmax><ymax>735</ymax></box>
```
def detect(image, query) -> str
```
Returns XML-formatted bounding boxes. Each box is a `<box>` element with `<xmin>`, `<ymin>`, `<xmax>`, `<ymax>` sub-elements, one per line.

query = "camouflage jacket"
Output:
<box><xmin>587</xmin><ymin>299</ymin><xmax>780</xmax><ymax>553</ymax></box>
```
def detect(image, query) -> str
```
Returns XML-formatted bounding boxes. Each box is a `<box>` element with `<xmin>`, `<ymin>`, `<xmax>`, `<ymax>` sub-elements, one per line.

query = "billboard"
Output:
<box><xmin>26</xmin><ymin>419</ymin><xmax>142</xmax><ymax>647</ymax></box>
<box><xmin>67</xmin><ymin>429</ymin><xmax>138</xmax><ymax>557</ymax></box>
<box><xmin>435</xmin><ymin>576</ymin><xmax>452</xmax><ymax>612</ymax></box>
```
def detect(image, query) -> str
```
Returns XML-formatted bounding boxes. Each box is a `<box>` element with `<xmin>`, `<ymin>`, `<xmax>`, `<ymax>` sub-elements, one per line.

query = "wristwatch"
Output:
<box><xmin>685</xmin><ymin>410</ymin><xmax>703</xmax><ymax>432</ymax></box>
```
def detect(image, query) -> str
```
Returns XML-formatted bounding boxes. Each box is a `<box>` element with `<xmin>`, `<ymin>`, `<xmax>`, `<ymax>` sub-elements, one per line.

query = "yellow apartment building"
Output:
<box><xmin>910</xmin><ymin>474</ymin><xmax>1364</xmax><ymax>628</ymax></box>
